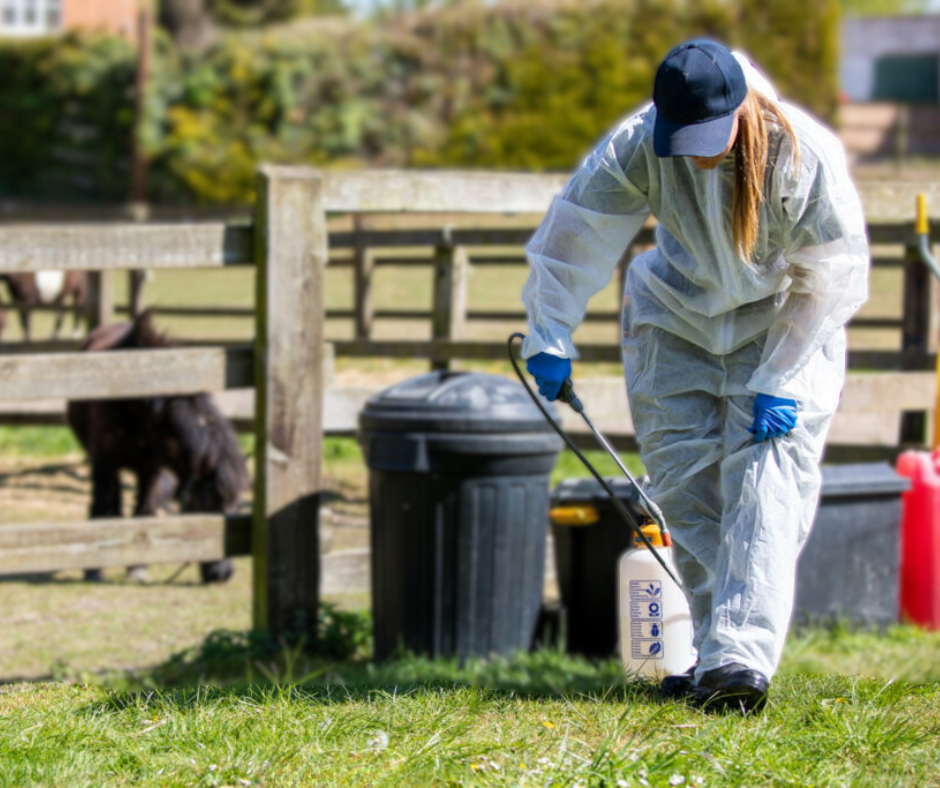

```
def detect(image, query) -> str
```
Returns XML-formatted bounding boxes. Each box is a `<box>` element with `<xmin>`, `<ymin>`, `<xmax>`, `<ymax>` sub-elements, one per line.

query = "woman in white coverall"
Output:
<box><xmin>522</xmin><ymin>39</ymin><xmax>869</xmax><ymax>712</ymax></box>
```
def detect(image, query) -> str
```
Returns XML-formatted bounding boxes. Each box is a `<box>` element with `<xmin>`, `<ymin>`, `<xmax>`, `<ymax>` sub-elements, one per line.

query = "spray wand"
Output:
<box><xmin>508</xmin><ymin>333</ymin><xmax>682</xmax><ymax>589</ymax></box>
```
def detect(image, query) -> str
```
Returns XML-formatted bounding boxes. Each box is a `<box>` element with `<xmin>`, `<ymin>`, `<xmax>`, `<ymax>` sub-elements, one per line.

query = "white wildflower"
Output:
<box><xmin>367</xmin><ymin>730</ymin><xmax>390</xmax><ymax>751</ymax></box>
<box><xmin>669</xmin><ymin>775</ymin><xmax>685</xmax><ymax>786</ymax></box>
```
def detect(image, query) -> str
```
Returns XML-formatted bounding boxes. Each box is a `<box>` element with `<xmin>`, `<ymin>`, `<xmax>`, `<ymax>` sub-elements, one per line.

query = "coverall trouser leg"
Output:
<box><xmin>622</xmin><ymin>325</ymin><xmax>841</xmax><ymax>680</ymax></box>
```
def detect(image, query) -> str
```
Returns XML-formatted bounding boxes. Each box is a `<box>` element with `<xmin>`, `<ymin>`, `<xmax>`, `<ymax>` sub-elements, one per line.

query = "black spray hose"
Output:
<box><xmin>507</xmin><ymin>333</ymin><xmax>683</xmax><ymax>589</ymax></box>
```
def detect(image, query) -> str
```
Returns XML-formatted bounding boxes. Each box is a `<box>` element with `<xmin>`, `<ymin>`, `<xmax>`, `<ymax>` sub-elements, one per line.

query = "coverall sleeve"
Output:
<box><xmin>746</xmin><ymin>146</ymin><xmax>869</xmax><ymax>400</ymax></box>
<box><xmin>521</xmin><ymin>122</ymin><xmax>653</xmax><ymax>360</ymax></box>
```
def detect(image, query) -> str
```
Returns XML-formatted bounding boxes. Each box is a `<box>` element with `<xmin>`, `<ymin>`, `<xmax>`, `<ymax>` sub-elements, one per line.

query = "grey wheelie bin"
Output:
<box><xmin>794</xmin><ymin>462</ymin><xmax>910</xmax><ymax>626</ymax></box>
<box><xmin>358</xmin><ymin>371</ymin><xmax>563</xmax><ymax>661</ymax></box>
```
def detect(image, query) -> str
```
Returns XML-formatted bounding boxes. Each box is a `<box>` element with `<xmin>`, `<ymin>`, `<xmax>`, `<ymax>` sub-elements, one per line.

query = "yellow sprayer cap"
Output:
<box><xmin>634</xmin><ymin>522</ymin><xmax>672</xmax><ymax>548</ymax></box>
<box><xmin>549</xmin><ymin>505</ymin><xmax>600</xmax><ymax>527</ymax></box>
<box><xmin>916</xmin><ymin>193</ymin><xmax>930</xmax><ymax>236</ymax></box>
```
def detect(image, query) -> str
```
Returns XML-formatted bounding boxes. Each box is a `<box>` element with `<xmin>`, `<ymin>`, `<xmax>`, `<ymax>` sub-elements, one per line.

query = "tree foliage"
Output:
<box><xmin>2</xmin><ymin>0</ymin><xmax>841</xmax><ymax>204</ymax></box>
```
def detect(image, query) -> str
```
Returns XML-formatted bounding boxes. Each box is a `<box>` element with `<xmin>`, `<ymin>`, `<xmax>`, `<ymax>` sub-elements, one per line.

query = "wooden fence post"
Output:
<box><xmin>253</xmin><ymin>165</ymin><xmax>327</xmax><ymax>640</ymax></box>
<box><xmin>85</xmin><ymin>271</ymin><xmax>113</xmax><ymax>331</ymax></box>
<box><xmin>900</xmin><ymin>240</ymin><xmax>936</xmax><ymax>443</ymax></box>
<box><xmin>352</xmin><ymin>215</ymin><xmax>375</xmax><ymax>340</ymax></box>
<box><xmin>430</xmin><ymin>229</ymin><xmax>468</xmax><ymax>371</ymax></box>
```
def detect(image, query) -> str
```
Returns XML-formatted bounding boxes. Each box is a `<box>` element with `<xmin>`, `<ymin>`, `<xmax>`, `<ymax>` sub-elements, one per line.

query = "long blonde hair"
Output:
<box><xmin>732</xmin><ymin>90</ymin><xmax>801</xmax><ymax>262</ymax></box>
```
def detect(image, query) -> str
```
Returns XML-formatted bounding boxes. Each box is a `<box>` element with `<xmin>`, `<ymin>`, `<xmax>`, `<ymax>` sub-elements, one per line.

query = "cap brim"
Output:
<box><xmin>653</xmin><ymin>112</ymin><xmax>736</xmax><ymax>158</ymax></box>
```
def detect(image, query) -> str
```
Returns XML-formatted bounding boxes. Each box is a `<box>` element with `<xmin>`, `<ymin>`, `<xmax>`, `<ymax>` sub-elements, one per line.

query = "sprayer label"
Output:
<box><xmin>629</xmin><ymin>580</ymin><xmax>664</xmax><ymax>660</ymax></box>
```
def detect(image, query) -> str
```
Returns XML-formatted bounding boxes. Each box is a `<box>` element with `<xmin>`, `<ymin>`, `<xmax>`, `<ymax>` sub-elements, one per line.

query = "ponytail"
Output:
<box><xmin>732</xmin><ymin>90</ymin><xmax>801</xmax><ymax>262</ymax></box>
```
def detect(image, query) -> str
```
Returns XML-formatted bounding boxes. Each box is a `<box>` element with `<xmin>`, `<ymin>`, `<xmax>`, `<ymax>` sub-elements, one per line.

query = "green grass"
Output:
<box><xmin>3</xmin><ymin>622</ymin><xmax>940</xmax><ymax>787</ymax></box>
<box><xmin>0</xmin><ymin>427</ymin><xmax>82</xmax><ymax>458</ymax></box>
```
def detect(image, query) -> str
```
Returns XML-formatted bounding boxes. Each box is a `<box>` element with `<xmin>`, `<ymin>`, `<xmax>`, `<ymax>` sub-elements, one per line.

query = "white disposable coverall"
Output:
<box><xmin>521</xmin><ymin>55</ymin><xmax>869</xmax><ymax>680</ymax></box>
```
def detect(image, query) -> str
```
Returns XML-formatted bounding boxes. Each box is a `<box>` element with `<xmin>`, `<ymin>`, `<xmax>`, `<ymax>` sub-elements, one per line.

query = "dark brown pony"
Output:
<box><xmin>66</xmin><ymin>311</ymin><xmax>249</xmax><ymax>583</ymax></box>
<box><xmin>0</xmin><ymin>271</ymin><xmax>87</xmax><ymax>341</ymax></box>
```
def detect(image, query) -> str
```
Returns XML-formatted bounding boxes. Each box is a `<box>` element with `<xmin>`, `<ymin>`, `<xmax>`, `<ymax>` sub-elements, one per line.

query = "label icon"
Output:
<box><xmin>629</xmin><ymin>579</ymin><xmax>664</xmax><ymax>660</ymax></box>
<box><xmin>630</xmin><ymin>621</ymin><xmax>662</xmax><ymax>639</ymax></box>
<box><xmin>631</xmin><ymin>639</ymin><xmax>664</xmax><ymax>659</ymax></box>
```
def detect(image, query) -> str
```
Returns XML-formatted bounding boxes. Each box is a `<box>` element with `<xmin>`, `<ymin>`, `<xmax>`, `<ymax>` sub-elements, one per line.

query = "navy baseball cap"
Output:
<box><xmin>653</xmin><ymin>40</ymin><xmax>748</xmax><ymax>158</ymax></box>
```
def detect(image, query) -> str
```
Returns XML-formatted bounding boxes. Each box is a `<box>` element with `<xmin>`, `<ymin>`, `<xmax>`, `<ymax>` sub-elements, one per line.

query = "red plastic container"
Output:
<box><xmin>896</xmin><ymin>450</ymin><xmax>940</xmax><ymax>628</ymax></box>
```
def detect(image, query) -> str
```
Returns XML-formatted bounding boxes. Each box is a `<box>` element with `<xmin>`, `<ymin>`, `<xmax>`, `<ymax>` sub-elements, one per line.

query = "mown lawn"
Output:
<box><xmin>2</xmin><ymin>623</ymin><xmax>940</xmax><ymax>787</ymax></box>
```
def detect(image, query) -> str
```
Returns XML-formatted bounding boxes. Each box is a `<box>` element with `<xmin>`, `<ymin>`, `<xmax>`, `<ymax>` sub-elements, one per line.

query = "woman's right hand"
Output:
<box><xmin>525</xmin><ymin>353</ymin><xmax>572</xmax><ymax>401</ymax></box>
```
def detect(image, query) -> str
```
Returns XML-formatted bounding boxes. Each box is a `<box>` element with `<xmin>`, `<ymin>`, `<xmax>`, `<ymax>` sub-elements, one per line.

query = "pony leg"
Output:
<box><xmin>125</xmin><ymin>467</ymin><xmax>166</xmax><ymax>584</ymax></box>
<box><xmin>85</xmin><ymin>460</ymin><xmax>122</xmax><ymax>582</ymax></box>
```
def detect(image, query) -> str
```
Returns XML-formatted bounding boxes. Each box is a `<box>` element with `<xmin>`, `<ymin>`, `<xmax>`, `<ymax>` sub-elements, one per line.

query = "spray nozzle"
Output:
<box><xmin>558</xmin><ymin>378</ymin><xmax>583</xmax><ymax>413</ymax></box>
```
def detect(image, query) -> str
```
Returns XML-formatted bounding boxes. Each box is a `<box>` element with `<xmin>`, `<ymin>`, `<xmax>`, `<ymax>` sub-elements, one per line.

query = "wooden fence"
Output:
<box><xmin>0</xmin><ymin>167</ymin><xmax>325</xmax><ymax>638</ymax></box>
<box><xmin>1</xmin><ymin>172</ymin><xmax>939</xmax><ymax>633</ymax></box>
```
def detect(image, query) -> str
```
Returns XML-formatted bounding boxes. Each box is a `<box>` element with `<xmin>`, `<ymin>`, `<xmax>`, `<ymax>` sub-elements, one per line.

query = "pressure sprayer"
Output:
<box><xmin>508</xmin><ymin>333</ymin><xmax>694</xmax><ymax>676</ymax></box>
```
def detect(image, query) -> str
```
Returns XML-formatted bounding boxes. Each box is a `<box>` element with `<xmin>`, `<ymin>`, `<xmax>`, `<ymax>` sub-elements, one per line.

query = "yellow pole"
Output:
<box><xmin>919</xmin><ymin>194</ymin><xmax>940</xmax><ymax>450</ymax></box>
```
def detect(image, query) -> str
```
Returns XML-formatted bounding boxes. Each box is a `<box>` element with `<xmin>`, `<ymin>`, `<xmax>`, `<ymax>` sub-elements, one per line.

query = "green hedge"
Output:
<box><xmin>1</xmin><ymin>0</ymin><xmax>840</xmax><ymax>204</ymax></box>
<box><xmin>0</xmin><ymin>34</ymin><xmax>136</xmax><ymax>201</ymax></box>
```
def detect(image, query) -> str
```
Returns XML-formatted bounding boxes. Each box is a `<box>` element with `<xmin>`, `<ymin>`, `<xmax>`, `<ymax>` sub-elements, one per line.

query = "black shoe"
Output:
<box><xmin>659</xmin><ymin>662</ymin><xmax>698</xmax><ymax>699</ymax></box>
<box><xmin>693</xmin><ymin>663</ymin><xmax>770</xmax><ymax>714</ymax></box>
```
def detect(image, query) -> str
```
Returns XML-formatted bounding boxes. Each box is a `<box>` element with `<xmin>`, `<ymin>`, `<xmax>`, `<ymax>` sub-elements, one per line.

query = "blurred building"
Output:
<box><xmin>842</xmin><ymin>17</ymin><xmax>940</xmax><ymax>103</ymax></box>
<box><xmin>839</xmin><ymin>16</ymin><xmax>940</xmax><ymax>165</ymax></box>
<box><xmin>0</xmin><ymin>0</ymin><xmax>139</xmax><ymax>41</ymax></box>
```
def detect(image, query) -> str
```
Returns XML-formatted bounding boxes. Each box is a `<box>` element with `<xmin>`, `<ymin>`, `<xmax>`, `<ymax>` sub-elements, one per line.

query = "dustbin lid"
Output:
<box><xmin>358</xmin><ymin>371</ymin><xmax>560</xmax><ymax>434</ymax></box>
<box><xmin>821</xmin><ymin>463</ymin><xmax>911</xmax><ymax>498</ymax></box>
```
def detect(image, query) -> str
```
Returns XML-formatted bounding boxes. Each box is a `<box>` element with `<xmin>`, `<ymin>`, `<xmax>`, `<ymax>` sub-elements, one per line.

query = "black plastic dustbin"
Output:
<box><xmin>358</xmin><ymin>371</ymin><xmax>563</xmax><ymax>661</ymax></box>
<box><xmin>548</xmin><ymin>476</ymin><xmax>649</xmax><ymax>658</ymax></box>
<box><xmin>794</xmin><ymin>462</ymin><xmax>910</xmax><ymax>626</ymax></box>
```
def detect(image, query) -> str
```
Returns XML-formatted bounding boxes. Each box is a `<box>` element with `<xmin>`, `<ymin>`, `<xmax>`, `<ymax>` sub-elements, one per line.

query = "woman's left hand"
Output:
<box><xmin>751</xmin><ymin>393</ymin><xmax>798</xmax><ymax>442</ymax></box>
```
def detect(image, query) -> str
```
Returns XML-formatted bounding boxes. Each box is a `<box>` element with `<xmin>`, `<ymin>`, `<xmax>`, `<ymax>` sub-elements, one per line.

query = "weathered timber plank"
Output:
<box><xmin>0</xmin><ymin>346</ymin><xmax>253</xmax><ymax>402</ymax></box>
<box><xmin>321</xmin><ymin>170</ymin><xmax>568</xmax><ymax>214</ymax></box>
<box><xmin>85</xmin><ymin>271</ymin><xmax>114</xmax><ymax>330</ymax></box>
<box><xmin>328</xmin><ymin>228</ymin><xmax>538</xmax><ymax>248</ymax></box>
<box><xmin>868</xmin><ymin>225</ymin><xmax>940</xmax><ymax>245</ymax></box>
<box><xmin>0</xmin><ymin>224</ymin><xmax>254</xmax><ymax>272</ymax></box>
<box><xmin>352</xmin><ymin>215</ymin><xmax>375</xmax><ymax>340</ymax></box>
<box><xmin>0</xmin><ymin>374</ymin><xmax>926</xmax><ymax>450</ymax></box>
<box><xmin>431</xmin><ymin>242</ymin><xmax>468</xmax><ymax>370</ymax></box>
<box><xmin>253</xmin><ymin>165</ymin><xmax>326</xmax><ymax>639</ymax></box>
<box><xmin>0</xmin><ymin>514</ymin><xmax>251</xmax><ymax>576</ymax></box>
<box><xmin>114</xmin><ymin>305</ymin><xmax>255</xmax><ymax>318</ymax></box>
<box><xmin>330</xmin><ymin>340</ymin><xmax>926</xmax><ymax>368</ymax></box>
<box><xmin>857</xmin><ymin>181</ymin><xmax>940</xmax><ymax>224</ymax></box>
<box><xmin>848</xmin><ymin>350</ymin><xmax>934</xmax><ymax>370</ymax></box>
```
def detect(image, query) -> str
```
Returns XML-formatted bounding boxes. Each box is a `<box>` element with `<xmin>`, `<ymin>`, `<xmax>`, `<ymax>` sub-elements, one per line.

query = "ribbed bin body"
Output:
<box><xmin>359</xmin><ymin>372</ymin><xmax>562</xmax><ymax>661</ymax></box>
<box><xmin>795</xmin><ymin>462</ymin><xmax>910</xmax><ymax>626</ymax></box>
<box><xmin>550</xmin><ymin>477</ymin><xmax>648</xmax><ymax>658</ymax></box>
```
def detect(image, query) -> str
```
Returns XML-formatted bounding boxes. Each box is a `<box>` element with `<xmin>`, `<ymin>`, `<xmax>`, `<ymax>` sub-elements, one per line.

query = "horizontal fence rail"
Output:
<box><xmin>0</xmin><ymin>346</ymin><xmax>253</xmax><ymax>401</ymax></box>
<box><xmin>0</xmin><ymin>224</ymin><xmax>254</xmax><ymax>271</ymax></box>
<box><xmin>0</xmin><ymin>514</ymin><xmax>251</xmax><ymax>575</ymax></box>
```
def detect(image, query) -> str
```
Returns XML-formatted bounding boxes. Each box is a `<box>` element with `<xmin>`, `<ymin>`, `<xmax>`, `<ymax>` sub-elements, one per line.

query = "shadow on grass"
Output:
<box><xmin>71</xmin><ymin>603</ymin><xmax>668</xmax><ymax>708</ymax></box>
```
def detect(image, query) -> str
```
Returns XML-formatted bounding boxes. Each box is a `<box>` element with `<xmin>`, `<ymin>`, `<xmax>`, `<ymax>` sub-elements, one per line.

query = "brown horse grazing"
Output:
<box><xmin>0</xmin><ymin>271</ymin><xmax>87</xmax><ymax>342</ymax></box>
<box><xmin>66</xmin><ymin>311</ymin><xmax>249</xmax><ymax>584</ymax></box>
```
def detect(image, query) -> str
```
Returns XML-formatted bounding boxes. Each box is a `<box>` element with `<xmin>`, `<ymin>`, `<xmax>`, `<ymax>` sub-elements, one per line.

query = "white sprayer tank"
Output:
<box><xmin>619</xmin><ymin>523</ymin><xmax>695</xmax><ymax>678</ymax></box>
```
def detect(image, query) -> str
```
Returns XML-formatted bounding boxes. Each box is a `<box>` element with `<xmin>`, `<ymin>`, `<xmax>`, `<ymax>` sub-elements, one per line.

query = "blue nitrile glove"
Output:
<box><xmin>751</xmin><ymin>393</ymin><xmax>799</xmax><ymax>443</ymax></box>
<box><xmin>525</xmin><ymin>352</ymin><xmax>571</xmax><ymax>402</ymax></box>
